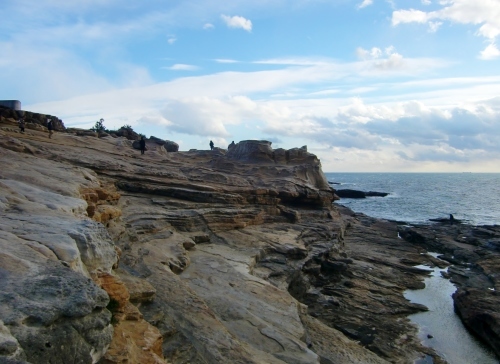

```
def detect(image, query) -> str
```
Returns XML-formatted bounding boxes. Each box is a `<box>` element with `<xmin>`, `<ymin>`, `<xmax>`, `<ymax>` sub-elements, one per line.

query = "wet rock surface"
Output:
<box><xmin>1</xmin><ymin>116</ymin><xmax>499</xmax><ymax>363</ymax></box>
<box><xmin>398</xmin><ymin>222</ymin><xmax>500</xmax><ymax>358</ymax></box>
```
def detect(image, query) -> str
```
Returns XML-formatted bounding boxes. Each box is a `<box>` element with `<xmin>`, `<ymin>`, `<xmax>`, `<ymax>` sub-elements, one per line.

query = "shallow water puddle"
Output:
<box><xmin>404</xmin><ymin>258</ymin><xmax>497</xmax><ymax>364</ymax></box>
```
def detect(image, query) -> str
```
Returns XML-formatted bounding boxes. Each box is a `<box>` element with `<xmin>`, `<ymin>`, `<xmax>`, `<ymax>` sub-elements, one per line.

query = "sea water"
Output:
<box><xmin>404</xmin><ymin>263</ymin><xmax>497</xmax><ymax>363</ymax></box>
<box><xmin>326</xmin><ymin>173</ymin><xmax>500</xmax><ymax>363</ymax></box>
<box><xmin>326</xmin><ymin>173</ymin><xmax>500</xmax><ymax>226</ymax></box>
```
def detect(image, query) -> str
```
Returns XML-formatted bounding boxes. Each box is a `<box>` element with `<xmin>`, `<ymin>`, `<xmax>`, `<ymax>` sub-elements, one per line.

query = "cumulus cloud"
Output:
<box><xmin>221</xmin><ymin>14</ymin><xmax>252</xmax><ymax>32</ymax></box>
<box><xmin>161</xmin><ymin>96</ymin><xmax>256</xmax><ymax>137</ymax></box>
<box><xmin>167</xmin><ymin>36</ymin><xmax>177</xmax><ymax>44</ymax></box>
<box><xmin>392</xmin><ymin>1</ymin><xmax>500</xmax><ymax>58</ymax></box>
<box><xmin>356</xmin><ymin>46</ymin><xmax>407</xmax><ymax>72</ymax></box>
<box><xmin>334</xmin><ymin>98</ymin><xmax>500</xmax><ymax>154</ymax></box>
<box><xmin>374</xmin><ymin>52</ymin><xmax>404</xmax><ymax>70</ymax></box>
<box><xmin>356</xmin><ymin>47</ymin><xmax>383</xmax><ymax>60</ymax></box>
<box><xmin>357</xmin><ymin>0</ymin><xmax>373</xmax><ymax>9</ymax></box>
<box><xmin>479</xmin><ymin>43</ymin><xmax>500</xmax><ymax>60</ymax></box>
<box><xmin>203</xmin><ymin>23</ymin><xmax>214</xmax><ymax>29</ymax></box>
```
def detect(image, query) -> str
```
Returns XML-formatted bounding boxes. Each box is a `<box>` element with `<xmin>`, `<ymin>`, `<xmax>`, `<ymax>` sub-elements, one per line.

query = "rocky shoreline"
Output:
<box><xmin>0</xmin><ymin>114</ymin><xmax>499</xmax><ymax>363</ymax></box>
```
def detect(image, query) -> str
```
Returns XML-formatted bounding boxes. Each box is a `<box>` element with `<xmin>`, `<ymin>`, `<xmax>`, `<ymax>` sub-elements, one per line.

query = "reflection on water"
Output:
<box><xmin>404</xmin><ymin>263</ymin><xmax>497</xmax><ymax>364</ymax></box>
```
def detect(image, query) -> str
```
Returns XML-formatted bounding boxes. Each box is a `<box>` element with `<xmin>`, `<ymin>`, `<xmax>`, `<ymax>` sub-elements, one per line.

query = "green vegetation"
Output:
<box><xmin>91</xmin><ymin>118</ymin><xmax>106</xmax><ymax>132</ymax></box>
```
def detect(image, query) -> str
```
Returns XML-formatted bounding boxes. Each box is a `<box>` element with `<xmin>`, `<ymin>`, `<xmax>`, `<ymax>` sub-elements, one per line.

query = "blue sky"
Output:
<box><xmin>1</xmin><ymin>0</ymin><xmax>499</xmax><ymax>172</ymax></box>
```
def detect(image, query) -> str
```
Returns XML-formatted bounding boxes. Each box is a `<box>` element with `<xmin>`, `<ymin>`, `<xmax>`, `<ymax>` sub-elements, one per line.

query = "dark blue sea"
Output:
<box><xmin>326</xmin><ymin>173</ymin><xmax>500</xmax><ymax>226</ymax></box>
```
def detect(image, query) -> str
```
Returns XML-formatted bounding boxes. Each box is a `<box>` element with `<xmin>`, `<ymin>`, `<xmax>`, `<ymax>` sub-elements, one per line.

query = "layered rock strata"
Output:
<box><xmin>1</xmin><ymin>116</ymin><xmax>498</xmax><ymax>363</ymax></box>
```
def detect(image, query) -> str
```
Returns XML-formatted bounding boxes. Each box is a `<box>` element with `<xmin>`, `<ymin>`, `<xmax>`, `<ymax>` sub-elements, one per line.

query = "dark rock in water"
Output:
<box><xmin>427</xmin><ymin>334</ymin><xmax>434</xmax><ymax>339</ymax></box>
<box><xmin>328</xmin><ymin>181</ymin><xmax>340</xmax><ymax>185</ymax></box>
<box><xmin>365</xmin><ymin>191</ymin><xmax>389</xmax><ymax>197</ymax></box>
<box><xmin>429</xmin><ymin>215</ymin><xmax>462</xmax><ymax>224</ymax></box>
<box><xmin>335</xmin><ymin>189</ymin><xmax>388</xmax><ymax>199</ymax></box>
<box><xmin>335</xmin><ymin>189</ymin><xmax>367</xmax><ymax>198</ymax></box>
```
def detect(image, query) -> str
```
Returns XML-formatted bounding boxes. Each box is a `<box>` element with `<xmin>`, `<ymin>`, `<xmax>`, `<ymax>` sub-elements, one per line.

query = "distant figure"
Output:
<box><xmin>228</xmin><ymin>141</ymin><xmax>235</xmax><ymax>150</ymax></box>
<box><xmin>139</xmin><ymin>136</ymin><xmax>146</xmax><ymax>155</ymax></box>
<box><xmin>450</xmin><ymin>214</ymin><xmax>455</xmax><ymax>221</ymax></box>
<box><xmin>18</xmin><ymin>118</ymin><xmax>25</xmax><ymax>133</ymax></box>
<box><xmin>47</xmin><ymin>118</ymin><xmax>53</xmax><ymax>138</ymax></box>
<box><xmin>209</xmin><ymin>140</ymin><xmax>214</xmax><ymax>150</ymax></box>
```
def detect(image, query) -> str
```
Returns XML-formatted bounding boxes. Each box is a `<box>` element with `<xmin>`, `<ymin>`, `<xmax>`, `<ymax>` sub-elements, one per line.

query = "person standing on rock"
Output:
<box><xmin>18</xmin><ymin>118</ymin><xmax>25</xmax><ymax>133</ymax></box>
<box><xmin>209</xmin><ymin>140</ymin><xmax>214</xmax><ymax>150</ymax></box>
<box><xmin>47</xmin><ymin>118</ymin><xmax>53</xmax><ymax>139</ymax></box>
<box><xmin>139</xmin><ymin>136</ymin><xmax>146</xmax><ymax>155</ymax></box>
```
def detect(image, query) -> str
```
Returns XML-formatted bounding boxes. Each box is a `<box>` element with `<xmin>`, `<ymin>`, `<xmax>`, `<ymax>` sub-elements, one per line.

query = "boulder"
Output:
<box><xmin>113</xmin><ymin>127</ymin><xmax>139</xmax><ymax>140</ymax></box>
<box><xmin>149</xmin><ymin>135</ymin><xmax>179</xmax><ymax>152</ymax></box>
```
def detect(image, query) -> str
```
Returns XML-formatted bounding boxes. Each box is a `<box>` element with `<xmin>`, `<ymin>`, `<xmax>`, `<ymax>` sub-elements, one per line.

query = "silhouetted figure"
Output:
<box><xmin>47</xmin><ymin>118</ymin><xmax>53</xmax><ymax>138</ymax></box>
<box><xmin>450</xmin><ymin>214</ymin><xmax>455</xmax><ymax>221</ymax></box>
<box><xmin>228</xmin><ymin>141</ymin><xmax>235</xmax><ymax>150</ymax></box>
<box><xmin>18</xmin><ymin>118</ymin><xmax>25</xmax><ymax>133</ymax></box>
<box><xmin>209</xmin><ymin>140</ymin><xmax>214</xmax><ymax>150</ymax></box>
<box><xmin>139</xmin><ymin>137</ymin><xmax>146</xmax><ymax>155</ymax></box>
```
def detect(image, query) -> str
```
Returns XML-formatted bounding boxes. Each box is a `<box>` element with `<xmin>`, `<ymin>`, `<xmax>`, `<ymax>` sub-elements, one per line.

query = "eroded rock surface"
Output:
<box><xmin>1</xmin><ymin>116</ymin><xmax>498</xmax><ymax>364</ymax></box>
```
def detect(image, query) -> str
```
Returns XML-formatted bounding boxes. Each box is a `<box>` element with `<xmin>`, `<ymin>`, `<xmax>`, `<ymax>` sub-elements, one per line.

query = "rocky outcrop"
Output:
<box><xmin>0</xmin><ymin>107</ymin><xmax>65</xmax><ymax>132</ymax></box>
<box><xmin>1</xmin><ymin>115</ymin><xmax>498</xmax><ymax>364</ymax></box>
<box><xmin>335</xmin><ymin>189</ymin><xmax>389</xmax><ymax>198</ymax></box>
<box><xmin>149</xmin><ymin>136</ymin><xmax>179</xmax><ymax>152</ymax></box>
<box><xmin>109</xmin><ymin>126</ymin><xmax>139</xmax><ymax>140</ymax></box>
<box><xmin>453</xmin><ymin>287</ymin><xmax>500</xmax><ymax>357</ymax></box>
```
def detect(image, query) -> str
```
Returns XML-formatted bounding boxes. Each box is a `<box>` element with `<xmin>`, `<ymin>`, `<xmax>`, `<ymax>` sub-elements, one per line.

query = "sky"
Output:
<box><xmin>1</xmin><ymin>0</ymin><xmax>499</xmax><ymax>172</ymax></box>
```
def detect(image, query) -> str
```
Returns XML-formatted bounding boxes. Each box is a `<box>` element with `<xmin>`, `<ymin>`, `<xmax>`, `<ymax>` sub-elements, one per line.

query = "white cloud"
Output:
<box><xmin>203</xmin><ymin>23</ymin><xmax>214</xmax><ymax>29</ymax></box>
<box><xmin>254</xmin><ymin>58</ymin><xmax>329</xmax><ymax>66</ymax></box>
<box><xmin>167</xmin><ymin>36</ymin><xmax>177</xmax><ymax>44</ymax></box>
<box><xmin>164</xmin><ymin>64</ymin><xmax>199</xmax><ymax>71</ymax></box>
<box><xmin>428</xmin><ymin>21</ymin><xmax>442</xmax><ymax>32</ymax></box>
<box><xmin>421</xmin><ymin>0</ymin><xmax>431</xmax><ymax>5</ymax></box>
<box><xmin>392</xmin><ymin>9</ymin><xmax>429</xmax><ymax>25</ymax></box>
<box><xmin>355</xmin><ymin>46</ymin><xmax>408</xmax><ymax>72</ymax></box>
<box><xmin>392</xmin><ymin>1</ymin><xmax>500</xmax><ymax>59</ymax></box>
<box><xmin>479</xmin><ymin>43</ymin><xmax>500</xmax><ymax>60</ymax></box>
<box><xmin>374</xmin><ymin>52</ymin><xmax>404</xmax><ymax>70</ymax></box>
<box><xmin>221</xmin><ymin>14</ymin><xmax>252</xmax><ymax>32</ymax></box>
<box><xmin>161</xmin><ymin>96</ymin><xmax>257</xmax><ymax>137</ymax></box>
<box><xmin>24</xmin><ymin>63</ymin><xmax>500</xmax><ymax>172</ymax></box>
<box><xmin>357</xmin><ymin>0</ymin><xmax>373</xmax><ymax>9</ymax></box>
<box><xmin>213</xmin><ymin>58</ymin><xmax>239</xmax><ymax>63</ymax></box>
<box><xmin>356</xmin><ymin>47</ymin><xmax>383</xmax><ymax>60</ymax></box>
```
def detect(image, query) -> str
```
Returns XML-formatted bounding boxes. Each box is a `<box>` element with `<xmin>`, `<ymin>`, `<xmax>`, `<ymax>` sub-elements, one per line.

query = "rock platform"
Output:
<box><xmin>1</xmin><ymin>116</ymin><xmax>499</xmax><ymax>363</ymax></box>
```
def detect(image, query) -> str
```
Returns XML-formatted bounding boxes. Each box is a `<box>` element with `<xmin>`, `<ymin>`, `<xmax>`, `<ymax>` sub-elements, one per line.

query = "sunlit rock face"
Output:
<box><xmin>4</xmin><ymin>115</ymin><xmax>491</xmax><ymax>364</ymax></box>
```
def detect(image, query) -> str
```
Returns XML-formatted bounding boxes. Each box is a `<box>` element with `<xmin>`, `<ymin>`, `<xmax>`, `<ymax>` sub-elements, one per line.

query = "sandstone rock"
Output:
<box><xmin>2</xmin><ymin>117</ymin><xmax>490</xmax><ymax>364</ymax></box>
<box><xmin>95</xmin><ymin>273</ymin><xmax>165</xmax><ymax>364</ymax></box>
<box><xmin>76</xmin><ymin>130</ymin><xmax>98</xmax><ymax>137</ymax></box>
<box><xmin>150</xmin><ymin>136</ymin><xmax>179</xmax><ymax>152</ymax></box>
<box><xmin>116</xmin><ymin>269</ymin><xmax>157</xmax><ymax>303</ymax></box>
<box><xmin>0</xmin><ymin>320</ymin><xmax>26</xmax><ymax>362</ymax></box>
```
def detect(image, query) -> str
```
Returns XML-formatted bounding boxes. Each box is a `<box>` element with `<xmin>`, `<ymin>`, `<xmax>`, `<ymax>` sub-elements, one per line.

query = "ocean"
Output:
<box><xmin>325</xmin><ymin>172</ymin><xmax>500</xmax><ymax>363</ymax></box>
<box><xmin>325</xmin><ymin>173</ymin><xmax>500</xmax><ymax>226</ymax></box>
